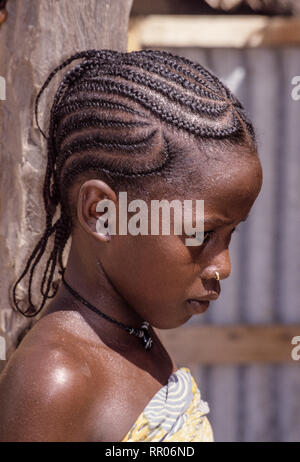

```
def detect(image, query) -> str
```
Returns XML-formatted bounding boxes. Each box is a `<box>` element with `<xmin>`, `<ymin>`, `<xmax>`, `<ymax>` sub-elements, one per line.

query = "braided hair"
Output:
<box><xmin>12</xmin><ymin>48</ymin><xmax>256</xmax><ymax>318</ymax></box>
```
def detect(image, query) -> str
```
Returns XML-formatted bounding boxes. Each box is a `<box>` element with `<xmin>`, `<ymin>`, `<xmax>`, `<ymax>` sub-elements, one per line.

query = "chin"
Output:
<box><xmin>150</xmin><ymin>314</ymin><xmax>191</xmax><ymax>330</ymax></box>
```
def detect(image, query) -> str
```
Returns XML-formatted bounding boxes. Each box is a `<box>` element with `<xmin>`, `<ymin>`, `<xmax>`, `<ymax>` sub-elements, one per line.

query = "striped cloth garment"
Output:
<box><xmin>121</xmin><ymin>367</ymin><xmax>214</xmax><ymax>442</ymax></box>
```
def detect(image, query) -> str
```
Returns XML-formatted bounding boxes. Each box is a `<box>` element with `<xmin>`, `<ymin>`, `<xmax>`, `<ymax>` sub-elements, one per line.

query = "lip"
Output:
<box><xmin>186</xmin><ymin>290</ymin><xmax>220</xmax><ymax>315</ymax></box>
<box><xmin>188</xmin><ymin>291</ymin><xmax>220</xmax><ymax>302</ymax></box>
<box><xmin>186</xmin><ymin>299</ymin><xmax>210</xmax><ymax>314</ymax></box>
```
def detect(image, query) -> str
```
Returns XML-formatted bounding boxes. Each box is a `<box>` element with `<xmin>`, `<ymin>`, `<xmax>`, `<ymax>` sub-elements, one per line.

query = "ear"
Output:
<box><xmin>76</xmin><ymin>179</ymin><xmax>117</xmax><ymax>243</ymax></box>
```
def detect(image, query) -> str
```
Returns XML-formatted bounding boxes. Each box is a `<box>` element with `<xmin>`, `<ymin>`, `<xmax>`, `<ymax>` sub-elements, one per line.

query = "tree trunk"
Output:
<box><xmin>0</xmin><ymin>0</ymin><xmax>133</xmax><ymax>371</ymax></box>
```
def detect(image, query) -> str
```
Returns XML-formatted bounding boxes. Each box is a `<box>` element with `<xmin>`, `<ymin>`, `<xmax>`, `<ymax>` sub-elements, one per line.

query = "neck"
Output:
<box><xmin>44</xmin><ymin>241</ymin><xmax>150</xmax><ymax>350</ymax></box>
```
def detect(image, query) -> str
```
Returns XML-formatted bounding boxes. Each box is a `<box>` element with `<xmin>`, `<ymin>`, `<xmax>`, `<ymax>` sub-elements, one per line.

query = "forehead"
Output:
<box><xmin>182</xmin><ymin>142</ymin><xmax>262</xmax><ymax>219</ymax></box>
<box><xmin>199</xmin><ymin>155</ymin><xmax>262</xmax><ymax>220</ymax></box>
<box><xmin>156</xmin><ymin>135</ymin><xmax>262</xmax><ymax>221</ymax></box>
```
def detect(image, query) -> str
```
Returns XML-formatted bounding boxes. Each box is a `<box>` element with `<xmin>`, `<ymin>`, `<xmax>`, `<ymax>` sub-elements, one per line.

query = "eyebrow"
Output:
<box><xmin>204</xmin><ymin>214</ymin><xmax>250</xmax><ymax>227</ymax></box>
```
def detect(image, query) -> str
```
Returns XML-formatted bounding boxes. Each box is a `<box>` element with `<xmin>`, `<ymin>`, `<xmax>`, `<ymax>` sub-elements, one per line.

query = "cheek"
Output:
<box><xmin>103</xmin><ymin>235</ymin><xmax>197</xmax><ymax>303</ymax></box>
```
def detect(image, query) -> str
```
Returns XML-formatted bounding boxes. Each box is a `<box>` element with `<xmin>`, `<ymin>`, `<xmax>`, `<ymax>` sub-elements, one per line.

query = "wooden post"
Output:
<box><xmin>0</xmin><ymin>0</ymin><xmax>133</xmax><ymax>370</ymax></box>
<box><xmin>158</xmin><ymin>325</ymin><xmax>300</xmax><ymax>364</ymax></box>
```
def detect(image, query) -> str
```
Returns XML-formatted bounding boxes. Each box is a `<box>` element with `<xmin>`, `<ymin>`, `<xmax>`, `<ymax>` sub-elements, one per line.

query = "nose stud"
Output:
<box><xmin>215</xmin><ymin>271</ymin><xmax>220</xmax><ymax>281</ymax></box>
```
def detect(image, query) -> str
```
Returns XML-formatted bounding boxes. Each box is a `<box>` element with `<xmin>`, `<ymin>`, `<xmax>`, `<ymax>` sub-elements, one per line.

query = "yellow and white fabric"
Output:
<box><xmin>122</xmin><ymin>367</ymin><xmax>214</xmax><ymax>442</ymax></box>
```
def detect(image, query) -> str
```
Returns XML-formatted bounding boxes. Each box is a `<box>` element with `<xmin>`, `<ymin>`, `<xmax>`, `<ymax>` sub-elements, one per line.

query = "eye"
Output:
<box><xmin>187</xmin><ymin>226</ymin><xmax>239</xmax><ymax>245</ymax></box>
<box><xmin>203</xmin><ymin>230</ymin><xmax>214</xmax><ymax>244</ymax></box>
<box><xmin>189</xmin><ymin>230</ymin><xmax>214</xmax><ymax>244</ymax></box>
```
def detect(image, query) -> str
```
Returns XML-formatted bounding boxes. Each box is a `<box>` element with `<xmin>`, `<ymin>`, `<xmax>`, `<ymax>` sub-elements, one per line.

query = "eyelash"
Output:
<box><xmin>203</xmin><ymin>230</ymin><xmax>213</xmax><ymax>243</ymax></box>
<box><xmin>191</xmin><ymin>227</ymin><xmax>239</xmax><ymax>244</ymax></box>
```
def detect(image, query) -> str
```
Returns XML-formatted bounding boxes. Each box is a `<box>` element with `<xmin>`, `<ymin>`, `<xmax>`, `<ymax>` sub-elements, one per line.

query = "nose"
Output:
<box><xmin>200</xmin><ymin>248</ymin><xmax>232</xmax><ymax>281</ymax></box>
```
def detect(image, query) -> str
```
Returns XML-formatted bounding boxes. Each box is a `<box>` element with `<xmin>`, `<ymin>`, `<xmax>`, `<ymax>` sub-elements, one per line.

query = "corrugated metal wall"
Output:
<box><xmin>161</xmin><ymin>47</ymin><xmax>300</xmax><ymax>442</ymax></box>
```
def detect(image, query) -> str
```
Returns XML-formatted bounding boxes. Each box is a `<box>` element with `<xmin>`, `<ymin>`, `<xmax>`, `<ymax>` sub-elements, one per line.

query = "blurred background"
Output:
<box><xmin>129</xmin><ymin>0</ymin><xmax>300</xmax><ymax>442</ymax></box>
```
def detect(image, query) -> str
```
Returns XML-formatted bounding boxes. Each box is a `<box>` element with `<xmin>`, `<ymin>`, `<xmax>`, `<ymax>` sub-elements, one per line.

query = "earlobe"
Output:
<box><xmin>95</xmin><ymin>198</ymin><xmax>116</xmax><ymax>242</ymax></box>
<box><xmin>95</xmin><ymin>224</ymin><xmax>111</xmax><ymax>242</ymax></box>
<box><xmin>76</xmin><ymin>179</ymin><xmax>116</xmax><ymax>242</ymax></box>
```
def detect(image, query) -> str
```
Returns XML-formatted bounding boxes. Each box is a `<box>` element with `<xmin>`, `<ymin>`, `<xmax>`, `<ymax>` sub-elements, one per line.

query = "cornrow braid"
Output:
<box><xmin>13</xmin><ymin>48</ymin><xmax>257</xmax><ymax>317</ymax></box>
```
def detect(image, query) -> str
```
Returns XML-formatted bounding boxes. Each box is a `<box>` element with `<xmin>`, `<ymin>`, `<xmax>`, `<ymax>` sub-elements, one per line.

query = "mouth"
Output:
<box><xmin>186</xmin><ymin>299</ymin><xmax>210</xmax><ymax>314</ymax></box>
<box><xmin>188</xmin><ymin>291</ymin><xmax>220</xmax><ymax>302</ymax></box>
<box><xmin>186</xmin><ymin>292</ymin><xmax>219</xmax><ymax>314</ymax></box>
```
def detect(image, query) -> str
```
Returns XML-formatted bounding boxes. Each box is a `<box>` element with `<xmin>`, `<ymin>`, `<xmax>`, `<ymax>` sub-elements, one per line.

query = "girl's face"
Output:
<box><xmin>99</xmin><ymin>148</ymin><xmax>263</xmax><ymax>329</ymax></box>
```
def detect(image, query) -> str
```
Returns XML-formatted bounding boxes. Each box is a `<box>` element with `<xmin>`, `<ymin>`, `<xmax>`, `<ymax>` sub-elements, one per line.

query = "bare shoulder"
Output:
<box><xmin>0</xmin><ymin>311</ymin><xmax>109</xmax><ymax>442</ymax></box>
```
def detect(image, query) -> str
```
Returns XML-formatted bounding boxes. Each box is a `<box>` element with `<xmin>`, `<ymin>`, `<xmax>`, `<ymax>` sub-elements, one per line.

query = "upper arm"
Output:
<box><xmin>0</xmin><ymin>344</ymin><xmax>93</xmax><ymax>442</ymax></box>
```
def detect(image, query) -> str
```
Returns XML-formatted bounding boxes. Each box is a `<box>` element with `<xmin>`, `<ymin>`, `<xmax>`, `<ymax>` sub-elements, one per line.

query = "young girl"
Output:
<box><xmin>0</xmin><ymin>49</ymin><xmax>262</xmax><ymax>442</ymax></box>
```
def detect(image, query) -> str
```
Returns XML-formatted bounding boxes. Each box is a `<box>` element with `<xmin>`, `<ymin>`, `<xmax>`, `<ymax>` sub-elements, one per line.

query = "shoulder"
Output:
<box><xmin>0</xmin><ymin>311</ymin><xmax>108</xmax><ymax>441</ymax></box>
